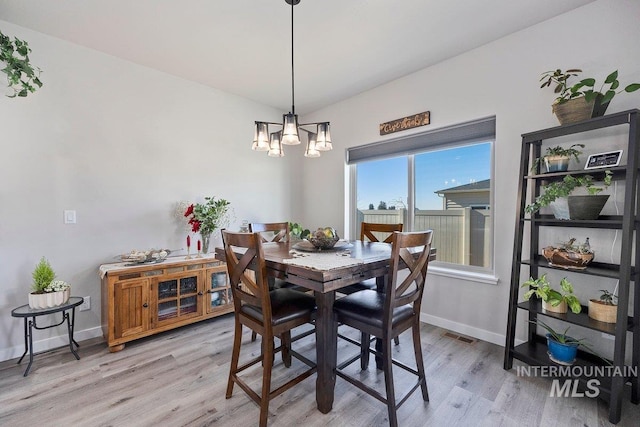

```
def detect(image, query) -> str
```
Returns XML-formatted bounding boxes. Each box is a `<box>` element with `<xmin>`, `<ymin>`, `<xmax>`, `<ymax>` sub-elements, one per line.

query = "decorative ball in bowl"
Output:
<box><xmin>308</xmin><ymin>227</ymin><xmax>340</xmax><ymax>250</ymax></box>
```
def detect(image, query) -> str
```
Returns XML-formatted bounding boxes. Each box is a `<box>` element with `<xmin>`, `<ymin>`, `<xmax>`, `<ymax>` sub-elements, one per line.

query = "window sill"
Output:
<box><xmin>428</xmin><ymin>265</ymin><xmax>499</xmax><ymax>285</ymax></box>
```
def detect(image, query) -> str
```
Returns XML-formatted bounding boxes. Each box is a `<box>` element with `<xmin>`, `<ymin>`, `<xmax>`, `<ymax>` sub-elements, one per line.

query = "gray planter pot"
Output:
<box><xmin>567</xmin><ymin>195</ymin><xmax>610</xmax><ymax>220</ymax></box>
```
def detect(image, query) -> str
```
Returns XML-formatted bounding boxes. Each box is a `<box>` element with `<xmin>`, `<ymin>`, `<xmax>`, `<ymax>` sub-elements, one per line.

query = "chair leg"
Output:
<box><xmin>360</xmin><ymin>332</ymin><xmax>370</xmax><ymax>370</ymax></box>
<box><xmin>412</xmin><ymin>321</ymin><xmax>429</xmax><ymax>401</ymax></box>
<box><xmin>382</xmin><ymin>336</ymin><xmax>398</xmax><ymax>427</ymax></box>
<box><xmin>281</xmin><ymin>332</ymin><xmax>292</xmax><ymax>368</ymax></box>
<box><xmin>226</xmin><ymin>319</ymin><xmax>243</xmax><ymax>398</ymax></box>
<box><xmin>251</xmin><ymin>331</ymin><xmax>257</xmax><ymax>342</ymax></box>
<box><xmin>394</xmin><ymin>336</ymin><xmax>400</xmax><ymax>345</ymax></box>
<box><xmin>259</xmin><ymin>334</ymin><xmax>274</xmax><ymax>427</ymax></box>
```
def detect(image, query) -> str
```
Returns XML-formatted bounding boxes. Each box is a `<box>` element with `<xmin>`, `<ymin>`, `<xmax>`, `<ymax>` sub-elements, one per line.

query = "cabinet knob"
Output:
<box><xmin>142</xmin><ymin>303</ymin><xmax>148</xmax><ymax>308</ymax></box>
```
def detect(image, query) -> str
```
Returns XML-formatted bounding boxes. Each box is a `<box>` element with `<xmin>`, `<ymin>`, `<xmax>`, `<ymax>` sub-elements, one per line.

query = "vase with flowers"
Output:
<box><xmin>184</xmin><ymin>197</ymin><xmax>232</xmax><ymax>254</ymax></box>
<box><xmin>28</xmin><ymin>257</ymin><xmax>71</xmax><ymax>309</ymax></box>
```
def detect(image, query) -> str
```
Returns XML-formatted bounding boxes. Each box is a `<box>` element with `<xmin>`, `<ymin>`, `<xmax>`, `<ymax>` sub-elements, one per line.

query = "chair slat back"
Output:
<box><xmin>222</xmin><ymin>230</ymin><xmax>271</xmax><ymax>318</ymax></box>
<box><xmin>250</xmin><ymin>222</ymin><xmax>290</xmax><ymax>243</ymax></box>
<box><xmin>360</xmin><ymin>222</ymin><xmax>403</xmax><ymax>243</ymax></box>
<box><xmin>386</xmin><ymin>230</ymin><xmax>433</xmax><ymax>318</ymax></box>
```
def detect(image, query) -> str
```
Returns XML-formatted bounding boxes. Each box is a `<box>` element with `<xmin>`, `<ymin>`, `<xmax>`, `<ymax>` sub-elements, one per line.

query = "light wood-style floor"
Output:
<box><xmin>1</xmin><ymin>314</ymin><xmax>638</xmax><ymax>426</ymax></box>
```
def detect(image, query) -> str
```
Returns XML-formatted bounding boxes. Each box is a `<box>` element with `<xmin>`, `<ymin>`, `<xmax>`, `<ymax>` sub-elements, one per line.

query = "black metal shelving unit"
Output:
<box><xmin>504</xmin><ymin>109</ymin><xmax>640</xmax><ymax>424</ymax></box>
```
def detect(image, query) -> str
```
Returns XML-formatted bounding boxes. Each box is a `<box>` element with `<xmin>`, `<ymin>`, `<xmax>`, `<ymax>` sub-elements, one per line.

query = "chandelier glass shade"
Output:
<box><xmin>252</xmin><ymin>0</ymin><xmax>332</xmax><ymax>158</ymax></box>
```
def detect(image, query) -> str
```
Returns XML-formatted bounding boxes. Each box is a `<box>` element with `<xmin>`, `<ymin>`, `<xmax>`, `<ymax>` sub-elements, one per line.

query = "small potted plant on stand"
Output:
<box><xmin>28</xmin><ymin>257</ymin><xmax>71</xmax><ymax>309</ymax></box>
<box><xmin>521</xmin><ymin>274</ymin><xmax>581</xmax><ymax>314</ymax></box>
<box><xmin>540</xmin><ymin>69</ymin><xmax>592</xmax><ymax>124</ymax></box>
<box><xmin>525</xmin><ymin>170</ymin><xmax>612</xmax><ymax>220</ymax></box>
<box><xmin>531</xmin><ymin>144</ymin><xmax>584</xmax><ymax>174</ymax></box>
<box><xmin>540</xmin><ymin>69</ymin><xmax>640</xmax><ymax>125</ymax></box>
<box><xmin>532</xmin><ymin>319</ymin><xmax>606</xmax><ymax>366</ymax></box>
<box><xmin>588</xmin><ymin>289</ymin><xmax>618</xmax><ymax>324</ymax></box>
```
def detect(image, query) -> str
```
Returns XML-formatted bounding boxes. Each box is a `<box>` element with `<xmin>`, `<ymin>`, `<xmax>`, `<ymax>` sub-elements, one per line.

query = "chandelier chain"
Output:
<box><xmin>290</xmin><ymin>0</ymin><xmax>295</xmax><ymax>115</ymax></box>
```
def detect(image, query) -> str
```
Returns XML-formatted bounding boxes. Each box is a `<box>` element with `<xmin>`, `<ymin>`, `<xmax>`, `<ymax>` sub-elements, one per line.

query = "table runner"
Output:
<box><xmin>98</xmin><ymin>253</ymin><xmax>218</xmax><ymax>278</ymax></box>
<box><xmin>282</xmin><ymin>251</ymin><xmax>364</xmax><ymax>270</ymax></box>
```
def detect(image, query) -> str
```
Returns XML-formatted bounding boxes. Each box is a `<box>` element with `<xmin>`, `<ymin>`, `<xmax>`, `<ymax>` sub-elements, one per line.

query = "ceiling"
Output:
<box><xmin>0</xmin><ymin>0</ymin><xmax>596</xmax><ymax>114</ymax></box>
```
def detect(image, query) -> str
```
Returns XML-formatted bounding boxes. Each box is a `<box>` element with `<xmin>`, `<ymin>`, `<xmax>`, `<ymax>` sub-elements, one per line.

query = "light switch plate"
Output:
<box><xmin>64</xmin><ymin>210</ymin><xmax>76</xmax><ymax>224</ymax></box>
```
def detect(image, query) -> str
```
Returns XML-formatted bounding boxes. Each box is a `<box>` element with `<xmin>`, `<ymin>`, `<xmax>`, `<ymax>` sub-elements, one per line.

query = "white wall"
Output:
<box><xmin>301</xmin><ymin>0</ymin><xmax>640</xmax><ymax>345</ymax></box>
<box><xmin>0</xmin><ymin>21</ymin><xmax>298</xmax><ymax>360</ymax></box>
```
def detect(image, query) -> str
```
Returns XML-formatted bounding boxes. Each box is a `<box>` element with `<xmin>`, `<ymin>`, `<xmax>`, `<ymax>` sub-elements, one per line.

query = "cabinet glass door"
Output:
<box><xmin>156</xmin><ymin>272</ymin><xmax>202</xmax><ymax>325</ymax></box>
<box><xmin>206</xmin><ymin>268</ymin><xmax>231</xmax><ymax>313</ymax></box>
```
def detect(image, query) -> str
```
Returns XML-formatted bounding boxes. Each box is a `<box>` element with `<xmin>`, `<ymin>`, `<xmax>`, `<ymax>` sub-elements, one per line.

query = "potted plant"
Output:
<box><xmin>531</xmin><ymin>144</ymin><xmax>584</xmax><ymax>174</ymax></box>
<box><xmin>540</xmin><ymin>69</ymin><xmax>592</xmax><ymax>124</ymax></box>
<box><xmin>525</xmin><ymin>170</ymin><xmax>612</xmax><ymax>219</ymax></box>
<box><xmin>0</xmin><ymin>29</ymin><xmax>43</xmax><ymax>97</ymax></box>
<box><xmin>183</xmin><ymin>196</ymin><xmax>232</xmax><ymax>254</ymax></box>
<box><xmin>588</xmin><ymin>289</ymin><xmax>618</xmax><ymax>324</ymax></box>
<box><xmin>532</xmin><ymin>319</ymin><xmax>603</xmax><ymax>366</ymax></box>
<box><xmin>521</xmin><ymin>274</ymin><xmax>581</xmax><ymax>314</ymax></box>
<box><xmin>29</xmin><ymin>257</ymin><xmax>71</xmax><ymax>309</ymax></box>
<box><xmin>542</xmin><ymin>237</ymin><xmax>594</xmax><ymax>270</ymax></box>
<box><xmin>541</xmin><ymin>69</ymin><xmax>640</xmax><ymax>124</ymax></box>
<box><xmin>288</xmin><ymin>222</ymin><xmax>311</xmax><ymax>241</ymax></box>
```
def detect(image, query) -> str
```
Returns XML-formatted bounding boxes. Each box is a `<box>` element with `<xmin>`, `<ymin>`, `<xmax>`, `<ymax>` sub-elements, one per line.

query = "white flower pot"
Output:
<box><xmin>28</xmin><ymin>288</ymin><xmax>71</xmax><ymax>309</ymax></box>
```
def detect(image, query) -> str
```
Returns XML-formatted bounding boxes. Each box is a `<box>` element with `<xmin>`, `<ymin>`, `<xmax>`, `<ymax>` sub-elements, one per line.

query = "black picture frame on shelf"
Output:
<box><xmin>584</xmin><ymin>150</ymin><xmax>623</xmax><ymax>170</ymax></box>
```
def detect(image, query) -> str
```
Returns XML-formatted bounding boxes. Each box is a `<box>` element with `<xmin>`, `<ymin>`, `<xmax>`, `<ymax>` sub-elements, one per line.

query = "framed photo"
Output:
<box><xmin>584</xmin><ymin>150</ymin><xmax>623</xmax><ymax>170</ymax></box>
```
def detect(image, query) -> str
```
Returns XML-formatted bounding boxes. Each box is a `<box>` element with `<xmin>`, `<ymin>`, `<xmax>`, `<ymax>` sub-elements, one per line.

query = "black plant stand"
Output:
<box><xmin>503</xmin><ymin>110</ymin><xmax>640</xmax><ymax>424</ymax></box>
<box><xmin>11</xmin><ymin>296</ymin><xmax>84</xmax><ymax>376</ymax></box>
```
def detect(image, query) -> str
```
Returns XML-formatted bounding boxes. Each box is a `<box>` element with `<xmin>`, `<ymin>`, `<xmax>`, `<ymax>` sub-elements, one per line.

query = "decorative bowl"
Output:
<box><xmin>308</xmin><ymin>227</ymin><xmax>339</xmax><ymax>249</ymax></box>
<box><xmin>121</xmin><ymin>248</ymin><xmax>171</xmax><ymax>264</ymax></box>
<box><xmin>542</xmin><ymin>246</ymin><xmax>593</xmax><ymax>270</ymax></box>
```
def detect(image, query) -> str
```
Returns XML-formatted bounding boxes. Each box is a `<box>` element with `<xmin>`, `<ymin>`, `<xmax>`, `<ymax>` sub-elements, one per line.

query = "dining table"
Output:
<box><xmin>214</xmin><ymin>239</ymin><xmax>436</xmax><ymax>414</ymax></box>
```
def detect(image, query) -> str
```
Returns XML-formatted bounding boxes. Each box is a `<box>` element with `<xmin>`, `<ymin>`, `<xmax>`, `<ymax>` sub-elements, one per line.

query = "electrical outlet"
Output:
<box><xmin>79</xmin><ymin>296</ymin><xmax>91</xmax><ymax>311</ymax></box>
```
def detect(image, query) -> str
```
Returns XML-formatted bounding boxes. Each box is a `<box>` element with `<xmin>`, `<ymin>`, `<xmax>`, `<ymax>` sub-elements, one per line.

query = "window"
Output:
<box><xmin>348</xmin><ymin>117</ymin><xmax>494</xmax><ymax>273</ymax></box>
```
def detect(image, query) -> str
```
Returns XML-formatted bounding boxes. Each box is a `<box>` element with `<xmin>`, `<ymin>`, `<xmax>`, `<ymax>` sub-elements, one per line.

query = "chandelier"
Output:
<box><xmin>252</xmin><ymin>0</ymin><xmax>332</xmax><ymax>158</ymax></box>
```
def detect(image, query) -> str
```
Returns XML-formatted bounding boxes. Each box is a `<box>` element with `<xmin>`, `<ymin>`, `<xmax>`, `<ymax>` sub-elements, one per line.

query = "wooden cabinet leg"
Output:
<box><xmin>109</xmin><ymin>344</ymin><xmax>125</xmax><ymax>353</ymax></box>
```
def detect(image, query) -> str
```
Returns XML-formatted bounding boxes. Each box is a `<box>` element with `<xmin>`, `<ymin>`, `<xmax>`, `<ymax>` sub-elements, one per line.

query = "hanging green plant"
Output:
<box><xmin>0</xmin><ymin>29</ymin><xmax>43</xmax><ymax>97</ymax></box>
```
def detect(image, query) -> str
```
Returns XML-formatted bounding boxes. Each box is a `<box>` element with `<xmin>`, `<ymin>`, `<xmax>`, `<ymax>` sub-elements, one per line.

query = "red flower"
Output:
<box><xmin>189</xmin><ymin>218</ymin><xmax>201</xmax><ymax>233</ymax></box>
<box><xmin>184</xmin><ymin>204</ymin><xmax>194</xmax><ymax>217</ymax></box>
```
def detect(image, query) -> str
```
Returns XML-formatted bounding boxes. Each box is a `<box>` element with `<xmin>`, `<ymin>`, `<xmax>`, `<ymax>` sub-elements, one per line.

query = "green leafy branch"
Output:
<box><xmin>525</xmin><ymin>170</ymin><xmax>612</xmax><ymax>214</ymax></box>
<box><xmin>0</xmin><ymin>29</ymin><xmax>43</xmax><ymax>97</ymax></box>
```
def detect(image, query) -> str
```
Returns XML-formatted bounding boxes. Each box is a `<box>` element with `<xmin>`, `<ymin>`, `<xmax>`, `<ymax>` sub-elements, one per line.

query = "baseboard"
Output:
<box><xmin>420</xmin><ymin>312</ymin><xmax>510</xmax><ymax>347</ymax></box>
<box><xmin>0</xmin><ymin>326</ymin><xmax>104</xmax><ymax>363</ymax></box>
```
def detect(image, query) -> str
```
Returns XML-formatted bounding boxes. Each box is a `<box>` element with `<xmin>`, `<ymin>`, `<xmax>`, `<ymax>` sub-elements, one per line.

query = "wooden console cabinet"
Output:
<box><xmin>100</xmin><ymin>255</ymin><xmax>232</xmax><ymax>352</ymax></box>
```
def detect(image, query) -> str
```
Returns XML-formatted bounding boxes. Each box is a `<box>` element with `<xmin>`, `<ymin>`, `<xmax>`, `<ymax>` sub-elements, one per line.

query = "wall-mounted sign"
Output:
<box><xmin>584</xmin><ymin>150</ymin><xmax>623</xmax><ymax>170</ymax></box>
<box><xmin>379</xmin><ymin>111</ymin><xmax>430</xmax><ymax>135</ymax></box>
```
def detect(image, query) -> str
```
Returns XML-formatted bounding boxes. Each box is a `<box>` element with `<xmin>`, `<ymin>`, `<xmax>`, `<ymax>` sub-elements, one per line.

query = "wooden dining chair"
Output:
<box><xmin>223</xmin><ymin>230</ymin><xmax>317</xmax><ymax>427</ymax></box>
<box><xmin>339</xmin><ymin>222</ymin><xmax>404</xmax><ymax>295</ymax></box>
<box><xmin>249</xmin><ymin>222</ymin><xmax>290</xmax><ymax>244</ymax></box>
<box><xmin>339</xmin><ymin>222</ymin><xmax>404</xmax><ymax>350</ymax></box>
<box><xmin>248</xmin><ymin>222</ymin><xmax>303</xmax><ymax>342</ymax></box>
<box><xmin>333</xmin><ymin>230</ymin><xmax>433</xmax><ymax>427</ymax></box>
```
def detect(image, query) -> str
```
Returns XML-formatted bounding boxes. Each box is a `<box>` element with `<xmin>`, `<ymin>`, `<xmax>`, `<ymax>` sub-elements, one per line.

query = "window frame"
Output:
<box><xmin>347</xmin><ymin>117</ymin><xmax>497</xmax><ymax>281</ymax></box>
